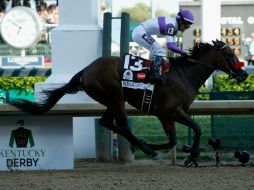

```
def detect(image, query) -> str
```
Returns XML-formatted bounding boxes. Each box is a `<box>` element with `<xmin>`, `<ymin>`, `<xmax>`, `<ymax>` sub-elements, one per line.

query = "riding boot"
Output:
<box><xmin>149</xmin><ymin>55</ymin><xmax>164</xmax><ymax>82</ymax></box>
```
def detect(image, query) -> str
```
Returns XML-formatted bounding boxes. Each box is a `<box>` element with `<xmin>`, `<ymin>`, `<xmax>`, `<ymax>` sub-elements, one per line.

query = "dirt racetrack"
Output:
<box><xmin>0</xmin><ymin>159</ymin><xmax>253</xmax><ymax>190</ymax></box>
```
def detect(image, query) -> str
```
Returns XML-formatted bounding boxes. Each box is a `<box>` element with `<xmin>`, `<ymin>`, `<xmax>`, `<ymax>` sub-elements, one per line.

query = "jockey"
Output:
<box><xmin>132</xmin><ymin>9</ymin><xmax>194</xmax><ymax>82</ymax></box>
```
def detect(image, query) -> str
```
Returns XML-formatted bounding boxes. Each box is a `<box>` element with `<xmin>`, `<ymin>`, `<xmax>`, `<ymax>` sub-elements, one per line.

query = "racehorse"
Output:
<box><xmin>9</xmin><ymin>40</ymin><xmax>248</xmax><ymax>166</ymax></box>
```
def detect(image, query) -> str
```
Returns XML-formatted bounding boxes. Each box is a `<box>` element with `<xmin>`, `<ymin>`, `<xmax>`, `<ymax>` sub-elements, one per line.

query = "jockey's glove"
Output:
<box><xmin>182</xmin><ymin>52</ymin><xmax>189</xmax><ymax>57</ymax></box>
<box><xmin>163</xmin><ymin>57</ymin><xmax>169</xmax><ymax>64</ymax></box>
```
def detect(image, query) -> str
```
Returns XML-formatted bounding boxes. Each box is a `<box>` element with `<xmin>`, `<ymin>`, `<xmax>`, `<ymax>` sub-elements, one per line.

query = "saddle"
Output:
<box><xmin>121</xmin><ymin>54</ymin><xmax>171</xmax><ymax>112</ymax></box>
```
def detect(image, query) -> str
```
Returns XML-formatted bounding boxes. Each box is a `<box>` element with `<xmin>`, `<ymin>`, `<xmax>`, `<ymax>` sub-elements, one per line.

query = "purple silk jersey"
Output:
<box><xmin>141</xmin><ymin>16</ymin><xmax>185</xmax><ymax>55</ymax></box>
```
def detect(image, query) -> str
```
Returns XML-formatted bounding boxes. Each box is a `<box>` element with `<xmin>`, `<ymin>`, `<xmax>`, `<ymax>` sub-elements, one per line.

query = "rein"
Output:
<box><xmin>172</xmin><ymin>42</ymin><xmax>245</xmax><ymax>90</ymax></box>
<box><xmin>186</xmin><ymin>58</ymin><xmax>215</xmax><ymax>70</ymax></box>
<box><xmin>174</xmin><ymin>57</ymin><xmax>215</xmax><ymax>91</ymax></box>
<box><xmin>188</xmin><ymin>44</ymin><xmax>243</xmax><ymax>74</ymax></box>
<box><xmin>188</xmin><ymin>44</ymin><xmax>228</xmax><ymax>71</ymax></box>
<box><xmin>178</xmin><ymin>45</ymin><xmax>228</xmax><ymax>91</ymax></box>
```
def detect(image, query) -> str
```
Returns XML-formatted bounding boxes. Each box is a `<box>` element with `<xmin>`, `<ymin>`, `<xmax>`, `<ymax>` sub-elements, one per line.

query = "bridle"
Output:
<box><xmin>216</xmin><ymin>44</ymin><xmax>232</xmax><ymax>72</ymax></box>
<box><xmin>216</xmin><ymin>44</ymin><xmax>244</xmax><ymax>79</ymax></box>
<box><xmin>183</xmin><ymin>43</ymin><xmax>226</xmax><ymax>71</ymax></box>
<box><xmin>176</xmin><ymin>42</ymin><xmax>246</xmax><ymax>90</ymax></box>
<box><xmin>188</xmin><ymin>43</ymin><xmax>243</xmax><ymax>77</ymax></box>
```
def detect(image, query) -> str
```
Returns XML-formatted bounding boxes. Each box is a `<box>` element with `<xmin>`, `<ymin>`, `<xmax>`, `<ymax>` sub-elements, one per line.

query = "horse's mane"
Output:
<box><xmin>169</xmin><ymin>42</ymin><xmax>214</xmax><ymax>65</ymax></box>
<box><xmin>189</xmin><ymin>42</ymin><xmax>213</xmax><ymax>57</ymax></box>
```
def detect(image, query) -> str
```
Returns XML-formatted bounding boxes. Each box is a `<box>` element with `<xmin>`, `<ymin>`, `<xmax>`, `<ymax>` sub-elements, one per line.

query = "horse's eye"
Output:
<box><xmin>223</xmin><ymin>52</ymin><xmax>234</xmax><ymax>57</ymax></box>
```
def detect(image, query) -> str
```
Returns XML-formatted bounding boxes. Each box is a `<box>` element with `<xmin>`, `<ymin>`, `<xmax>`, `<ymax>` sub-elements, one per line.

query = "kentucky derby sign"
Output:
<box><xmin>0</xmin><ymin>116</ymin><xmax>73</xmax><ymax>171</ymax></box>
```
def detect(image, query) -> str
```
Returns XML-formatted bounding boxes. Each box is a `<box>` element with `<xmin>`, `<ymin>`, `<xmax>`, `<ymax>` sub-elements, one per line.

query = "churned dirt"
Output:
<box><xmin>0</xmin><ymin>159</ymin><xmax>253</xmax><ymax>190</ymax></box>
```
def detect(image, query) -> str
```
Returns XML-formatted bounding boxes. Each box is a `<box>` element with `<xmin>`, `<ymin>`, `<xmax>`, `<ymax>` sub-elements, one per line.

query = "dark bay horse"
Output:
<box><xmin>9</xmin><ymin>40</ymin><xmax>248</xmax><ymax>166</ymax></box>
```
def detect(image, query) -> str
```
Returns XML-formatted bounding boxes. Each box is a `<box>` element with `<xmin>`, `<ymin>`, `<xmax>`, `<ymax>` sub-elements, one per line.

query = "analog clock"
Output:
<box><xmin>0</xmin><ymin>6</ymin><xmax>43</xmax><ymax>49</ymax></box>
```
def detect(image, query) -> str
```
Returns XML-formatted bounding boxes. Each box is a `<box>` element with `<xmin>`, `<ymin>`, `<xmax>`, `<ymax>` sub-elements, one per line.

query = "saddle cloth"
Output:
<box><xmin>121</xmin><ymin>54</ymin><xmax>170</xmax><ymax>90</ymax></box>
<box><xmin>121</xmin><ymin>54</ymin><xmax>170</xmax><ymax>112</ymax></box>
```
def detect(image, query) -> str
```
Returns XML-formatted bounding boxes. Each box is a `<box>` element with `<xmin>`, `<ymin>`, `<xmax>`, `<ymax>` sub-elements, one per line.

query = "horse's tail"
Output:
<box><xmin>9</xmin><ymin>70</ymin><xmax>83</xmax><ymax>114</ymax></box>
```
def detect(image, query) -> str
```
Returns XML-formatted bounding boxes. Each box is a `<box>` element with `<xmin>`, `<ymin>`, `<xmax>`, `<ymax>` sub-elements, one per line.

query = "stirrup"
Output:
<box><xmin>149</xmin><ymin>76</ymin><xmax>163</xmax><ymax>83</ymax></box>
<box><xmin>149</xmin><ymin>72</ymin><xmax>163</xmax><ymax>82</ymax></box>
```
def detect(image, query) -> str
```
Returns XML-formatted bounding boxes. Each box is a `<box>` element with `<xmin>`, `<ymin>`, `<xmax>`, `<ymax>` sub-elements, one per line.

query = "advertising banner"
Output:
<box><xmin>0</xmin><ymin>56</ymin><xmax>44</xmax><ymax>68</ymax></box>
<box><xmin>0</xmin><ymin>116</ymin><xmax>73</xmax><ymax>171</ymax></box>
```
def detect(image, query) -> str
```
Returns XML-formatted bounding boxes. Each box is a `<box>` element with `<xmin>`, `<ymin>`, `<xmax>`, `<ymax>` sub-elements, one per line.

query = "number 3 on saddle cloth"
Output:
<box><xmin>121</xmin><ymin>54</ymin><xmax>170</xmax><ymax>113</ymax></box>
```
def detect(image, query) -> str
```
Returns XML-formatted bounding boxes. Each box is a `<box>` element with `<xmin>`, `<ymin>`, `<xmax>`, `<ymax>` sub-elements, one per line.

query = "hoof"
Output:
<box><xmin>152</xmin><ymin>154</ymin><xmax>162</xmax><ymax>161</ymax></box>
<box><xmin>184</xmin><ymin>156</ymin><xmax>199</xmax><ymax>168</ymax></box>
<box><xmin>152</xmin><ymin>154</ymin><xmax>167</xmax><ymax>165</ymax></box>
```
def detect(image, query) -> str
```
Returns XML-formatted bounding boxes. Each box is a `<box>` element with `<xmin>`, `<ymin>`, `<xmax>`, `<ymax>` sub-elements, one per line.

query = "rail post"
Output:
<box><xmin>96</xmin><ymin>12</ymin><xmax>133</xmax><ymax>162</ymax></box>
<box><xmin>95</xmin><ymin>119</ymin><xmax>112</xmax><ymax>161</ymax></box>
<box><xmin>118</xmin><ymin>119</ymin><xmax>134</xmax><ymax>162</ymax></box>
<box><xmin>95</xmin><ymin>12</ymin><xmax>113</xmax><ymax>161</ymax></box>
<box><xmin>102</xmin><ymin>12</ymin><xmax>112</xmax><ymax>56</ymax></box>
<box><xmin>117</xmin><ymin>12</ymin><xmax>134</xmax><ymax>162</ymax></box>
<box><xmin>120</xmin><ymin>12</ymin><xmax>130</xmax><ymax>58</ymax></box>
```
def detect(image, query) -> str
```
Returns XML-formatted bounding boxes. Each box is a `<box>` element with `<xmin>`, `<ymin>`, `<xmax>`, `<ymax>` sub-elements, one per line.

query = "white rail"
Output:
<box><xmin>1</xmin><ymin>100</ymin><xmax>254</xmax><ymax>116</ymax></box>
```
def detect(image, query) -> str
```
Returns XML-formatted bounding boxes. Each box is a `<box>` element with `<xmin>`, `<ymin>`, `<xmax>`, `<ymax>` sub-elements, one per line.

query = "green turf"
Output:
<box><xmin>130</xmin><ymin>116</ymin><xmax>254</xmax><ymax>161</ymax></box>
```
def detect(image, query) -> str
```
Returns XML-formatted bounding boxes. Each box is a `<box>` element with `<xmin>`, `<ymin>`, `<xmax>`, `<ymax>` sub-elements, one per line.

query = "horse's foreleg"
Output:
<box><xmin>142</xmin><ymin>119</ymin><xmax>177</xmax><ymax>151</ymax></box>
<box><xmin>175</xmin><ymin>108</ymin><xmax>201</xmax><ymax>159</ymax></box>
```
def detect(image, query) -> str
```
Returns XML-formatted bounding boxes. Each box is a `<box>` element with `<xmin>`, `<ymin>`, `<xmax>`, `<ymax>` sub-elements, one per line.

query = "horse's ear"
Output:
<box><xmin>212</xmin><ymin>39</ymin><xmax>221</xmax><ymax>47</ymax></box>
<box><xmin>212</xmin><ymin>40</ymin><xmax>217</xmax><ymax>45</ymax></box>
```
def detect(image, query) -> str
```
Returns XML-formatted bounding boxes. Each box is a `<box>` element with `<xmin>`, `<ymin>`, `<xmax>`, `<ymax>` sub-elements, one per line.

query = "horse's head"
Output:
<box><xmin>212</xmin><ymin>40</ymin><xmax>248</xmax><ymax>83</ymax></box>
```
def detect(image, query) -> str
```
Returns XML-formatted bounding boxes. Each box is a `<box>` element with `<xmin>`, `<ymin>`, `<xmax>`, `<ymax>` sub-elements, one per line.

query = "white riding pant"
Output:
<box><xmin>132</xmin><ymin>25</ymin><xmax>166</xmax><ymax>57</ymax></box>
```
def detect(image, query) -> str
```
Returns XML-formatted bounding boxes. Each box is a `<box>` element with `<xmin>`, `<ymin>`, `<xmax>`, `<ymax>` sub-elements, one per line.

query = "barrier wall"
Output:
<box><xmin>0</xmin><ymin>100</ymin><xmax>253</xmax><ymax>170</ymax></box>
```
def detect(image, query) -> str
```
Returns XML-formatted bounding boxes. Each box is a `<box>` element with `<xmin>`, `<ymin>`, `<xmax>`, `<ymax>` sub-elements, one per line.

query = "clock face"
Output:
<box><xmin>0</xmin><ymin>6</ymin><xmax>43</xmax><ymax>49</ymax></box>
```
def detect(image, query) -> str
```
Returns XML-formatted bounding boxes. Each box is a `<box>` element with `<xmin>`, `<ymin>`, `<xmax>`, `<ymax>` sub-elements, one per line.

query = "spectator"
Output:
<box><xmin>47</xmin><ymin>4</ymin><xmax>59</xmax><ymax>25</ymax></box>
<box><xmin>245</xmin><ymin>33</ymin><xmax>254</xmax><ymax>65</ymax></box>
<box><xmin>99</xmin><ymin>2</ymin><xmax>107</xmax><ymax>24</ymax></box>
<box><xmin>0</xmin><ymin>8</ymin><xmax>5</xmax><ymax>44</ymax></box>
<box><xmin>37</xmin><ymin>4</ymin><xmax>48</xmax><ymax>23</ymax></box>
<box><xmin>0</xmin><ymin>0</ymin><xmax>6</xmax><ymax>14</ymax></box>
<box><xmin>0</xmin><ymin>10</ymin><xmax>4</xmax><ymax>21</ymax></box>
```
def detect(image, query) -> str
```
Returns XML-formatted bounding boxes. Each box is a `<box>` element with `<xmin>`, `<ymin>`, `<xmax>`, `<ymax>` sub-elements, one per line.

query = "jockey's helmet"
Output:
<box><xmin>16</xmin><ymin>119</ymin><xmax>25</xmax><ymax>126</ymax></box>
<box><xmin>176</xmin><ymin>9</ymin><xmax>194</xmax><ymax>25</ymax></box>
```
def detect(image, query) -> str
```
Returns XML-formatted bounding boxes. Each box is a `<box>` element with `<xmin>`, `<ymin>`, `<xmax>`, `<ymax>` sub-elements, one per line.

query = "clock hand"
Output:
<box><xmin>16</xmin><ymin>27</ymin><xmax>21</xmax><ymax>35</ymax></box>
<box><xmin>8</xmin><ymin>20</ymin><xmax>22</xmax><ymax>35</ymax></box>
<box><xmin>8</xmin><ymin>20</ymin><xmax>21</xmax><ymax>28</ymax></box>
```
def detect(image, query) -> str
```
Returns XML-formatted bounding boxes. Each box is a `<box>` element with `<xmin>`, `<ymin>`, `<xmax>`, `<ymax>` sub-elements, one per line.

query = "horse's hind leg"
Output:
<box><xmin>99</xmin><ymin>108</ymin><xmax>126</xmax><ymax>135</ymax></box>
<box><xmin>99</xmin><ymin>108</ymin><xmax>115</xmax><ymax>130</ymax></box>
<box><xmin>99</xmin><ymin>105</ymin><xmax>157</xmax><ymax>157</ymax></box>
<box><xmin>113</xmin><ymin>101</ymin><xmax>158</xmax><ymax>157</ymax></box>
